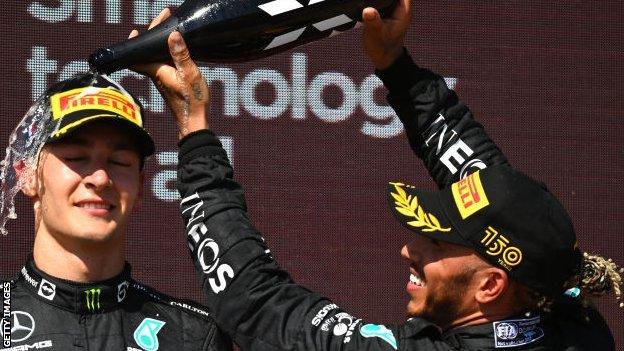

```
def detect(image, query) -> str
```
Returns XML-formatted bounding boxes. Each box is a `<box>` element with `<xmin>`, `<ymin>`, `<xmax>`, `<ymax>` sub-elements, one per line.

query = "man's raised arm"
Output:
<box><xmin>363</xmin><ymin>0</ymin><xmax>508</xmax><ymax>187</ymax></box>
<box><xmin>132</xmin><ymin>7</ymin><xmax>456</xmax><ymax>351</ymax></box>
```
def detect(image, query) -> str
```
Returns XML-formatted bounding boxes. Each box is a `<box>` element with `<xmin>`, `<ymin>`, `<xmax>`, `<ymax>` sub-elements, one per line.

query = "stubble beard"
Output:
<box><xmin>418</xmin><ymin>269</ymin><xmax>475</xmax><ymax>329</ymax></box>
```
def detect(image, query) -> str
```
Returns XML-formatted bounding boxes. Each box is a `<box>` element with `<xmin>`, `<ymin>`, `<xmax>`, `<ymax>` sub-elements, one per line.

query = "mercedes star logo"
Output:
<box><xmin>11</xmin><ymin>311</ymin><xmax>35</xmax><ymax>342</ymax></box>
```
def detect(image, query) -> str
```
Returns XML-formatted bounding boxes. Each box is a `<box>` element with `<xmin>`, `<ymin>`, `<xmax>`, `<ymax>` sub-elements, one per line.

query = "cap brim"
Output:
<box><xmin>387</xmin><ymin>182</ymin><xmax>470</xmax><ymax>247</ymax></box>
<box><xmin>48</xmin><ymin>113</ymin><xmax>155</xmax><ymax>157</ymax></box>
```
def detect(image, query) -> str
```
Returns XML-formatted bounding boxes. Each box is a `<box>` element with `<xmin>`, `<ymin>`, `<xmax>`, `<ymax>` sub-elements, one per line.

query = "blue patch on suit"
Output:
<box><xmin>360</xmin><ymin>324</ymin><xmax>398</xmax><ymax>349</ymax></box>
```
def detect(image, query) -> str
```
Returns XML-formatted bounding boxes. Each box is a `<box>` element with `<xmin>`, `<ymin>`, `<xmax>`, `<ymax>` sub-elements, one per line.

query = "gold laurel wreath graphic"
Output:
<box><xmin>390</xmin><ymin>183</ymin><xmax>451</xmax><ymax>233</ymax></box>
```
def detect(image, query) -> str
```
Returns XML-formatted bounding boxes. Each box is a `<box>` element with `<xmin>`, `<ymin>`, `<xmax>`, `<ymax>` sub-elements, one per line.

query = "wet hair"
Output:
<box><xmin>531</xmin><ymin>252</ymin><xmax>623</xmax><ymax>313</ymax></box>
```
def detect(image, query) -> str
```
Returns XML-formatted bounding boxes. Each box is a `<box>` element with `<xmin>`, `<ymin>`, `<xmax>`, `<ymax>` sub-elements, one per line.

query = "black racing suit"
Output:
<box><xmin>0</xmin><ymin>257</ymin><xmax>231</xmax><ymax>351</ymax></box>
<box><xmin>175</xmin><ymin>50</ymin><xmax>615</xmax><ymax>350</ymax></box>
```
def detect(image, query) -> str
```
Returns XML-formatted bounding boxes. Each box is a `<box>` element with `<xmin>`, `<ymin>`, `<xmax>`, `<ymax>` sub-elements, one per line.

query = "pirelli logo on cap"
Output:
<box><xmin>50</xmin><ymin>87</ymin><xmax>142</xmax><ymax>126</ymax></box>
<box><xmin>452</xmin><ymin>171</ymin><xmax>490</xmax><ymax>219</ymax></box>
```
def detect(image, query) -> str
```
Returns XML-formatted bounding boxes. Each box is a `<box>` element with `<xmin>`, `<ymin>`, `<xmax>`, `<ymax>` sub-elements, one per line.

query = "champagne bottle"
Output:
<box><xmin>89</xmin><ymin>0</ymin><xmax>397</xmax><ymax>74</ymax></box>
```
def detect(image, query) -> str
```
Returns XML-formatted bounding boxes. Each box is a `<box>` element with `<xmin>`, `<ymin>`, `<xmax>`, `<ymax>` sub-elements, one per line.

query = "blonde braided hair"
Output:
<box><xmin>575</xmin><ymin>252</ymin><xmax>623</xmax><ymax>308</ymax></box>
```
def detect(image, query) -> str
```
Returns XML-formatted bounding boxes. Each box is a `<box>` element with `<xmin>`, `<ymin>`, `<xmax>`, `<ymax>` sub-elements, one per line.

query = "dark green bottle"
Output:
<box><xmin>89</xmin><ymin>0</ymin><xmax>397</xmax><ymax>74</ymax></box>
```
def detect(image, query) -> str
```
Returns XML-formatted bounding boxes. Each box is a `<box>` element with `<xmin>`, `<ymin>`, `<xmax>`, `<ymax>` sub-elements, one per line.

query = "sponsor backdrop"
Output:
<box><xmin>1</xmin><ymin>0</ymin><xmax>622</xmax><ymax>347</ymax></box>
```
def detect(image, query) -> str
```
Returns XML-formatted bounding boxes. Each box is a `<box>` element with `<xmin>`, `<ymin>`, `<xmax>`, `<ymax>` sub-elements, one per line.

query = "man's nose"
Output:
<box><xmin>401</xmin><ymin>244</ymin><xmax>410</xmax><ymax>259</ymax></box>
<box><xmin>84</xmin><ymin>168</ymin><xmax>112</xmax><ymax>190</ymax></box>
<box><xmin>401</xmin><ymin>240</ymin><xmax>421</xmax><ymax>264</ymax></box>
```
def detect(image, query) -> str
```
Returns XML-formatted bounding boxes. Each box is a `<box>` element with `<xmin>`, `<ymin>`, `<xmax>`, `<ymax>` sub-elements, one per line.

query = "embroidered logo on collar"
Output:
<box><xmin>118</xmin><ymin>281</ymin><xmax>129</xmax><ymax>303</ymax></box>
<box><xmin>84</xmin><ymin>288</ymin><xmax>102</xmax><ymax>312</ymax></box>
<box><xmin>492</xmin><ymin>316</ymin><xmax>544</xmax><ymax>348</ymax></box>
<box><xmin>37</xmin><ymin>278</ymin><xmax>56</xmax><ymax>301</ymax></box>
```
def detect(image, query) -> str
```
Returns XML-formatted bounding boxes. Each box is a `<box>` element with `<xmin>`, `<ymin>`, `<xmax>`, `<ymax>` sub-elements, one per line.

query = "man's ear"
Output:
<box><xmin>474</xmin><ymin>267</ymin><xmax>509</xmax><ymax>304</ymax></box>
<box><xmin>17</xmin><ymin>160</ymin><xmax>39</xmax><ymax>198</ymax></box>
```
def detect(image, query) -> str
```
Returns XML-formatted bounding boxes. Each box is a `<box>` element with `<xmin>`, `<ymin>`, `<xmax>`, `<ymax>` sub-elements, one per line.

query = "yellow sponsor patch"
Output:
<box><xmin>451</xmin><ymin>171</ymin><xmax>490</xmax><ymax>219</ymax></box>
<box><xmin>50</xmin><ymin>87</ymin><xmax>142</xmax><ymax>126</ymax></box>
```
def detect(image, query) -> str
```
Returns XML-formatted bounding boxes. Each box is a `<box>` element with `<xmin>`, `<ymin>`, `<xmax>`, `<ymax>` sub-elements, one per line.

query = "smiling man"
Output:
<box><xmin>0</xmin><ymin>73</ymin><xmax>230</xmax><ymax>350</ymax></box>
<box><xmin>131</xmin><ymin>2</ymin><xmax>622</xmax><ymax>350</ymax></box>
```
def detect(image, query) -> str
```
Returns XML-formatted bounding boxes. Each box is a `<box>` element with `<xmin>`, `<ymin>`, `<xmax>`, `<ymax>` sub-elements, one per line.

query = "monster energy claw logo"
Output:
<box><xmin>84</xmin><ymin>288</ymin><xmax>102</xmax><ymax>312</ymax></box>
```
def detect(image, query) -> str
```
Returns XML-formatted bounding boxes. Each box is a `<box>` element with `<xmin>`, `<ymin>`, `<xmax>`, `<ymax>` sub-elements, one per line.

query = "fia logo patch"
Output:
<box><xmin>493</xmin><ymin>316</ymin><xmax>544</xmax><ymax>348</ymax></box>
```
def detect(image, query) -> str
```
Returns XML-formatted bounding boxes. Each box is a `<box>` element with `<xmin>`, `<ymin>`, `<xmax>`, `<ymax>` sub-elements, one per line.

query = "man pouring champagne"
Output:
<box><xmin>129</xmin><ymin>1</ymin><xmax>621</xmax><ymax>349</ymax></box>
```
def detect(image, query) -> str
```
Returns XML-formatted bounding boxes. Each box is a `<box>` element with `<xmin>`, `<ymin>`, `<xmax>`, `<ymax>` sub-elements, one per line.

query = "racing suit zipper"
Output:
<box><xmin>78</xmin><ymin>314</ymin><xmax>90</xmax><ymax>350</ymax></box>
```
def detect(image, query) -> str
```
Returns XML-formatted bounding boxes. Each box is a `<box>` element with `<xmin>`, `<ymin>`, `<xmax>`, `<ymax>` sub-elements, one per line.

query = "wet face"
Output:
<box><xmin>30</xmin><ymin>121</ymin><xmax>143</xmax><ymax>244</ymax></box>
<box><xmin>401</xmin><ymin>235</ymin><xmax>485</xmax><ymax>329</ymax></box>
